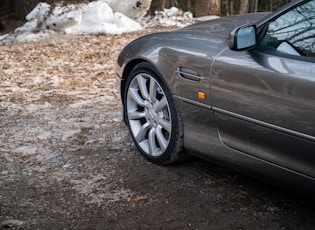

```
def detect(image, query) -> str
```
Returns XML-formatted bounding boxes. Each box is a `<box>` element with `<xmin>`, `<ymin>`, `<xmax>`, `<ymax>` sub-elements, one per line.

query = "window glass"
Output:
<box><xmin>259</xmin><ymin>0</ymin><xmax>315</xmax><ymax>57</ymax></box>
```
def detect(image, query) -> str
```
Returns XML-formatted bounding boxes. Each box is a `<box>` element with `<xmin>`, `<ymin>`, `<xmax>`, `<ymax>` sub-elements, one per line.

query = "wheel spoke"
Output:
<box><xmin>157</xmin><ymin>118</ymin><xmax>171</xmax><ymax>133</ymax></box>
<box><xmin>149</xmin><ymin>79</ymin><xmax>158</xmax><ymax>102</ymax></box>
<box><xmin>148</xmin><ymin>128</ymin><xmax>157</xmax><ymax>156</ymax></box>
<box><xmin>128</xmin><ymin>88</ymin><xmax>146</xmax><ymax>107</ymax></box>
<box><xmin>135</xmin><ymin>122</ymin><xmax>151</xmax><ymax>143</ymax></box>
<box><xmin>128</xmin><ymin>110</ymin><xmax>146</xmax><ymax>120</ymax></box>
<box><xmin>156</xmin><ymin>127</ymin><xmax>168</xmax><ymax>152</ymax></box>
<box><xmin>154</xmin><ymin>96</ymin><xmax>168</xmax><ymax>112</ymax></box>
<box><xmin>136</xmin><ymin>75</ymin><xmax>150</xmax><ymax>101</ymax></box>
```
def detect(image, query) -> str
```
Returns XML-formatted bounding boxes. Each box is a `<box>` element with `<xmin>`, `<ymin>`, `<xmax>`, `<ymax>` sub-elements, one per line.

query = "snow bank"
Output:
<box><xmin>142</xmin><ymin>7</ymin><xmax>193</xmax><ymax>28</ymax></box>
<box><xmin>24</xmin><ymin>1</ymin><xmax>143</xmax><ymax>35</ymax></box>
<box><xmin>0</xmin><ymin>0</ymin><xmax>217</xmax><ymax>43</ymax></box>
<box><xmin>0</xmin><ymin>0</ymin><xmax>149</xmax><ymax>42</ymax></box>
<box><xmin>106</xmin><ymin>0</ymin><xmax>152</xmax><ymax>22</ymax></box>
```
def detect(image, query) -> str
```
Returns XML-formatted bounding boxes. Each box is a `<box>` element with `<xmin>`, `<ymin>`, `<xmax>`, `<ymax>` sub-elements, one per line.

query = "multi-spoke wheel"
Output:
<box><xmin>123</xmin><ymin>63</ymin><xmax>186</xmax><ymax>164</ymax></box>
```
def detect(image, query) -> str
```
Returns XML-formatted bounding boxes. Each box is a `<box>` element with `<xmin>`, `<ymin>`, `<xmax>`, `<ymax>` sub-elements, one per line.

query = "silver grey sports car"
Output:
<box><xmin>116</xmin><ymin>0</ymin><xmax>315</xmax><ymax>196</ymax></box>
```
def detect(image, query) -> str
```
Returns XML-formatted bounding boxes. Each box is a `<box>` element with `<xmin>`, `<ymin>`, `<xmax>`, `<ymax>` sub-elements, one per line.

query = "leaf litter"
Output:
<box><xmin>0</xmin><ymin>28</ymin><xmax>170</xmax><ymax>228</ymax></box>
<box><xmin>1</xmin><ymin>26</ymin><xmax>315</xmax><ymax>230</ymax></box>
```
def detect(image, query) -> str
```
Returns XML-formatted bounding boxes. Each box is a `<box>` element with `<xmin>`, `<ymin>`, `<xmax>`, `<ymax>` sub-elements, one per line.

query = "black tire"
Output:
<box><xmin>123</xmin><ymin>62</ymin><xmax>187</xmax><ymax>165</ymax></box>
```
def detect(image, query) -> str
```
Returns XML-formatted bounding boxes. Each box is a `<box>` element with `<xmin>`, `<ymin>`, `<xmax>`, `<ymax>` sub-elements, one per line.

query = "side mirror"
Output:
<box><xmin>228</xmin><ymin>25</ymin><xmax>257</xmax><ymax>51</ymax></box>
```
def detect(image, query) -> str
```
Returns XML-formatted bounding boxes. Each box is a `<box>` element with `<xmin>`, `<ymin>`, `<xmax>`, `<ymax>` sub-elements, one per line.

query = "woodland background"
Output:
<box><xmin>1</xmin><ymin>0</ymin><xmax>292</xmax><ymax>20</ymax></box>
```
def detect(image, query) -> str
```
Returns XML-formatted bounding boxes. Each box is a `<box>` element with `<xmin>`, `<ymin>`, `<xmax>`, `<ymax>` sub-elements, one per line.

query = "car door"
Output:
<box><xmin>211</xmin><ymin>0</ymin><xmax>315</xmax><ymax>178</ymax></box>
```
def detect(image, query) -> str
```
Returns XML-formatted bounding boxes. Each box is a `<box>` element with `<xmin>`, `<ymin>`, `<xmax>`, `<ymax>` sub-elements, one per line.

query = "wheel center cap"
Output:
<box><xmin>148</xmin><ymin>108</ymin><xmax>156</xmax><ymax>121</ymax></box>
<box><xmin>146</xmin><ymin>103</ymin><xmax>157</xmax><ymax>125</ymax></box>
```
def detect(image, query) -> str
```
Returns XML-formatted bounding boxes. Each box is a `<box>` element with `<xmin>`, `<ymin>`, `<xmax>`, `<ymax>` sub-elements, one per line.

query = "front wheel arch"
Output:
<box><xmin>121</xmin><ymin>59</ymin><xmax>147</xmax><ymax>106</ymax></box>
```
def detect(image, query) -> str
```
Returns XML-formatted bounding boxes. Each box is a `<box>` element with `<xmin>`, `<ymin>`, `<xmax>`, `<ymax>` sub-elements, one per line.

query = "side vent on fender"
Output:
<box><xmin>176</xmin><ymin>67</ymin><xmax>204</xmax><ymax>82</ymax></box>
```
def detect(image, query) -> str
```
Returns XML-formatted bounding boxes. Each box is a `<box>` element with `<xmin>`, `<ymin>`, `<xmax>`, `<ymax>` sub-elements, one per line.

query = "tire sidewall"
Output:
<box><xmin>123</xmin><ymin>63</ymin><xmax>180</xmax><ymax>164</ymax></box>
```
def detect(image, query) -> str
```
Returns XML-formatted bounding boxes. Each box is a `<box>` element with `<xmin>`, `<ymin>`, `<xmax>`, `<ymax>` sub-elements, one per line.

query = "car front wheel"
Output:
<box><xmin>123</xmin><ymin>63</ymin><xmax>187</xmax><ymax>165</ymax></box>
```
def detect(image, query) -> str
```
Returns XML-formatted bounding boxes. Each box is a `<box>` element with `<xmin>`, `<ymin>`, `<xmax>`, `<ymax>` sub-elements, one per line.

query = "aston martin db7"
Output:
<box><xmin>116</xmin><ymin>0</ymin><xmax>315</xmax><ymax>196</ymax></box>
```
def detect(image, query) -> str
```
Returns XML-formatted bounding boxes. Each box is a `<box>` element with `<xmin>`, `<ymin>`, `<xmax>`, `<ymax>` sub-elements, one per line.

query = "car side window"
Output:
<box><xmin>259</xmin><ymin>0</ymin><xmax>315</xmax><ymax>58</ymax></box>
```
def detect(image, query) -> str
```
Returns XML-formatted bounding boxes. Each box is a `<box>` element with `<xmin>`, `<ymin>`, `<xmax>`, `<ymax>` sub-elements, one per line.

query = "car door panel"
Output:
<box><xmin>211</xmin><ymin>49</ymin><xmax>315</xmax><ymax>178</ymax></box>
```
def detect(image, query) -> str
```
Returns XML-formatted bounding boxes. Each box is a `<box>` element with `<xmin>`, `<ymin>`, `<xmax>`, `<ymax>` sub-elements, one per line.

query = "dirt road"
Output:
<box><xmin>1</xmin><ymin>29</ymin><xmax>315</xmax><ymax>229</ymax></box>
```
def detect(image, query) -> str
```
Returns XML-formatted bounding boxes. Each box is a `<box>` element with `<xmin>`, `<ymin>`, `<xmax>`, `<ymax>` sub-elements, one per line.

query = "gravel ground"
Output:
<box><xmin>1</xmin><ymin>28</ymin><xmax>315</xmax><ymax>230</ymax></box>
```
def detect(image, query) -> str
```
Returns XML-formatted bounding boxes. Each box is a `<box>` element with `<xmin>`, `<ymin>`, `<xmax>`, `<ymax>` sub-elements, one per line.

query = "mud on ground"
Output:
<box><xmin>1</xmin><ymin>28</ymin><xmax>315</xmax><ymax>229</ymax></box>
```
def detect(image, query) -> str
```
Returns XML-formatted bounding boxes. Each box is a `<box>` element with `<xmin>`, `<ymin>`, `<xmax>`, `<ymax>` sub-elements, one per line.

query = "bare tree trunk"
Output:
<box><xmin>195</xmin><ymin>0</ymin><xmax>220</xmax><ymax>17</ymax></box>
<box><xmin>186</xmin><ymin>0</ymin><xmax>192</xmax><ymax>12</ymax></box>
<box><xmin>212</xmin><ymin>0</ymin><xmax>220</xmax><ymax>16</ymax></box>
<box><xmin>254</xmin><ymin>0</ymin><xmax>258</xmax><ymax>13</ymax></box>
<box><xmin>239</xmin><ymin>0</ymin><xmax>249</xmax><ymax>14</ymax></box>
<box><xmin>225</xmin><ymin>0</ymin><xmax>229</xmax><ymax>16</ymax></box>
<box><xmin>171</xmin><ymin>0</ymin><xmax>179</xmax><ymax>7</ymax></box>
<box><xmin>249</xmin><ymin>0</ymin><xmax>258</xmax><ymax>13</ymax></box>
<box><xmin>162</xmin><ymin>0</ymin><xmax>167</xmax><ymax>9</ymax></box>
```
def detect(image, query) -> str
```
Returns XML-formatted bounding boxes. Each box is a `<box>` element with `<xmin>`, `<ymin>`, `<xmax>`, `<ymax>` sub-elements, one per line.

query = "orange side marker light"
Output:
<box><xmin>198</xmin><ymin>91</ymin><xmax>206</xmax><ymax>100</ymax></box>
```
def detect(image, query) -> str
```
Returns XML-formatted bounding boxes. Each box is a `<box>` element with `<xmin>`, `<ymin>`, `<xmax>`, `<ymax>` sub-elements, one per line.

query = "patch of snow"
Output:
<box><xmin>28</xmin><ymin>1</ymin><xmax>142</xmax><ymax>35</ymax></box>
<box><xmin>1</xmin><ymin>220</ymin><xmax>26</xmax><ymax>228</ymax></box>
<box><xmin>25</xmin><ymin>2</ymin><xmax>51</xmax><ymax>21</ymax></box>
<box><xmin>7</xmin><ymin>31</ymin><xmax>56</xmax><ymax>43</ymax></box>
<box><xmin>142</xmin><ymin>7</ymin><xmax>194</xmax><ymax>28</ymax></box>
<box><xmin>0</xmin><ymin>33</ymin><xmax>9</xmax><ymax>40</ymax></box>
<box><xmin>105</xmin><ymin>0</ymin><xmax>152</xmax><ymax>22</ymax></box>
<box><xmin>13</xmin><ymin>146</ymin><xmax>38</xmax><ymax>156</ymax></box>
<box><xmin>0</xmin><ymin>0</ymin><xmax>145</xmax><ymax>42</ymax></box>
<box><xmin>0</xmin><ymin>0</ymin><xmax>218</xmax><ymax>43</ymax></box>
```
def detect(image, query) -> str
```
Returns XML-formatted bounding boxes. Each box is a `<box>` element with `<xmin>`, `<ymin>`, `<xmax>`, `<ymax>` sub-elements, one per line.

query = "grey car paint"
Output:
<box><xmin>212</xmin><ymin>48</ymin><xmax>315</xmax><ymax>176</ymax></box>
<box><xmin>117</xmin><ymin>0</ymin><xmax>315</xmax><ymax>196</ymax></box>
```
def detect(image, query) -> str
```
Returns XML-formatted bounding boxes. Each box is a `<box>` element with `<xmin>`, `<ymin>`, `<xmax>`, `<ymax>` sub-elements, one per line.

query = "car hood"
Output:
<box><xmin>177</xmin><ymin>12</ymin><xmax>269</xmax><ymax>38</ymax></box>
